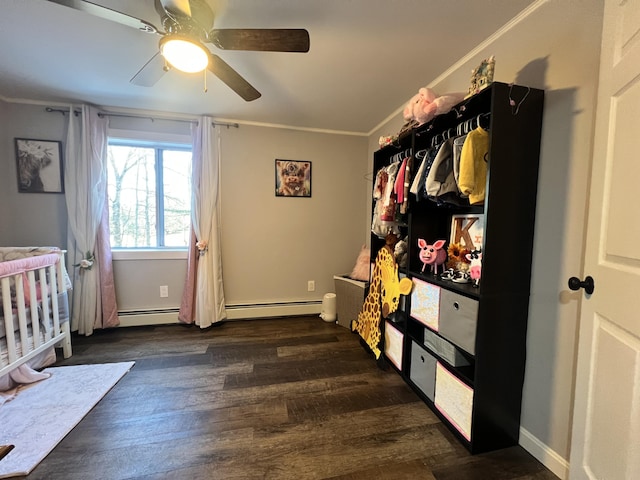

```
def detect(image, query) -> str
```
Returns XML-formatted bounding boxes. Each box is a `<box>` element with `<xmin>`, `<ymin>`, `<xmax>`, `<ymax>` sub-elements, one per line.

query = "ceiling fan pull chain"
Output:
<box><xmin>204</xmin><ymin>68</ymin><xmax>208</xmax><ymax>93</ymax></box>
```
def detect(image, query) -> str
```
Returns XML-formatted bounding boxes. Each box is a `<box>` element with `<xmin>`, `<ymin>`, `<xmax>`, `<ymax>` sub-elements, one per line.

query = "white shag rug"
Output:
<box><xmin>0</xmin><ymin>362</ymin><xmax>135</xmax><ymax>478</ymax></box>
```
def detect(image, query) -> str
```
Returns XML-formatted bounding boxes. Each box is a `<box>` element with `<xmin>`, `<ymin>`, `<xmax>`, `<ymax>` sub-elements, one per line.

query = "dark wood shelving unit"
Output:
<box><xmin>371</xmin><ymin>82</ymin><xmax>545</xmax><ymax>454</ymax></box>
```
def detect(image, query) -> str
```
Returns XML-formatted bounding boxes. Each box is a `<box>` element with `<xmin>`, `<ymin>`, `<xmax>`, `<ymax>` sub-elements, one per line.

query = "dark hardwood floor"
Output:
<box><xmin>25</xmin><ymin>316</ymin><xmax>558</xmax><ymax>479</ymax></box>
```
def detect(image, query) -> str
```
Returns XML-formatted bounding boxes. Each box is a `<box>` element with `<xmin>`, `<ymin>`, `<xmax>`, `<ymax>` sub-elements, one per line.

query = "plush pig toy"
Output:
<box><xmin>403</xmin><ymin>93</ymin><xmax>421</xmax><ymax>122</ymax></box>
<box><xmin>404</xmin><ymin>88</ymin><xmax>438</xmax><ymax>125</ymax></box>
<box><xmin>403</xmin><ymin>88</ymin><xmax>467</xmax><ymax>126</ymax></box>
<box><xmin>418</xmin><ymin>238</ymin><xmax>447</xmax><ymax>275</ymax></box>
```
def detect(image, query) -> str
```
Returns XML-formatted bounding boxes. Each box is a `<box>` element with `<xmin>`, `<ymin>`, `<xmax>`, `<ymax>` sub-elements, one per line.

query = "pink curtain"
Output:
<box><xmin>95</xmin><ymin>194</ymin><xmax>119</xmax><ymax>328</ymax></box>
<box><xmin>178</xmin><ymin>228</ymin><xmax>198</xmax><ymax>324</ymax></box>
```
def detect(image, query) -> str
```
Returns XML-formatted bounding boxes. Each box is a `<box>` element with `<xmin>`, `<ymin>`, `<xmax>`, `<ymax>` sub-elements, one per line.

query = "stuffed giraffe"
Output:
<box><xmin>352</xmin><ymin>240</ymin><xmax>413</xmax><ymax>359</ymax></box>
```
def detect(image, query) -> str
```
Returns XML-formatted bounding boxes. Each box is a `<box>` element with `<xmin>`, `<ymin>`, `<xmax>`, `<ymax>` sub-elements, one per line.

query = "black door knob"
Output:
<box><xmin>568</xmin><ymin>276</ymin><xmax>595</xmax><ymax>295</ymax></box>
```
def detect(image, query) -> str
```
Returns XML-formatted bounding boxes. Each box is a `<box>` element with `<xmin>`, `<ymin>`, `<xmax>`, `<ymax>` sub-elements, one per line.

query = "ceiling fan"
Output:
<box><xmin>47</xmin><ymin>0</ymin><xmax>311</xmax><ymax>101</ymax></box>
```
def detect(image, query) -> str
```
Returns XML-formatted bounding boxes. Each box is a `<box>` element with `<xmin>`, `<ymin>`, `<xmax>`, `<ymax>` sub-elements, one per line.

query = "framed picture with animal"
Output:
<box><xmin>15</xmin><ymin>138</ymin><xmax>64</xmax><ymax>193</ymax></box>
<box><xmin>275</xmin><ymin>159</ymin><xmax>311</xmax><ymax>197</ymax></box>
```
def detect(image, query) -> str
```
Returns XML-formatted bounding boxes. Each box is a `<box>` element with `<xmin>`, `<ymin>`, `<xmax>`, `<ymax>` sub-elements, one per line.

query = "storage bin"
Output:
<box><xmin>384</xmin><ymin>321</ymin><xmax>404</xmax><ymax>370</ymax></box>
<box><xmin>424</xmin><ymin>328</ymin><xmax>470</xmax><ymax>367</ymax></box>
<box><xmin>438</xmin><ymin>290</ymin><xmax>478</xmax><ymax>355</ymax></box>
<box><xmin>333</xmin><ymin>274</ymin><xmax>369</xmax><ymax>329</ymax></box>
<box><xmin>434</xmin><ymin>362</ymin><xmax>474</xmax><ymax>441</ymax></box>
<box><xmin>410</xmin><ymin>278</ymin><xmax>440</xmax><ymax>330</ymax></box>
<box><xmin>410</xmin><ymin>340</ymin><xmax>437</xmax><ymax>401</ymax></box>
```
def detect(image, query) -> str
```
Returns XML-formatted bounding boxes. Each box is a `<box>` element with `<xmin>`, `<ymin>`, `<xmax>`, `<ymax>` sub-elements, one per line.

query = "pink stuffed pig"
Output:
<box><xmin>403</xmin><ymin>93</ymin><xmax>421</xmax><ymax>122</ymax></box>
<box><xmin>404</xmin><ymin>88</ymin><xmax>439</xmax><ymax>125</ymax></box>
<box><xmin>413</xmin><ymin>87</ymin><xmax>439</xmax><ymax>125</ymax></box>
<box><xmin>433</xmin><ymin>92</ymin><xmax>466</xmax><ymax>115</ymax></box>
<box><xmin>404</xmin><ymin>88</ymin><xmax>467</xmax><ymax>126</ymax></box>
<box><xmin>418</xmin><ymin>238</ymin><xmax>447</xmax><ymax>274</ymax></box>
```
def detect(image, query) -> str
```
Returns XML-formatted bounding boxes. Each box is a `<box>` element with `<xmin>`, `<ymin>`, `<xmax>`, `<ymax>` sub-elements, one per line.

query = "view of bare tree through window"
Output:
<box><xmin>162</xmin><ymin>150</ymin><xmax>192</xmax><ymax>246</ymax></box>
<box><xmin>107</xmin><ymin>142</ymin><xmax>191</xmax><ymax>248</ymax></box>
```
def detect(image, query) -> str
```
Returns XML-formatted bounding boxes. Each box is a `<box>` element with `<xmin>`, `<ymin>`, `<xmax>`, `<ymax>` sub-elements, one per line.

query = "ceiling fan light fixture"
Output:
<box><xmin>160</xmin><ymin>35</ymin><xmax>209</xmax><ymax>73</ymax></box>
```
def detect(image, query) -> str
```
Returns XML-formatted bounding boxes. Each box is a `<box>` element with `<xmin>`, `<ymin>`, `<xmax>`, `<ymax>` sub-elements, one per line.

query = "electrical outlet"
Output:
<box><xmin>160</xmin><ymin>285</ymin><xmax>169</xmax><ymax>298</ymax></box>
<box><xmin>307</xmin><ymin>280</ymin><xmax>315</xmax><ymax>292</ymax></box>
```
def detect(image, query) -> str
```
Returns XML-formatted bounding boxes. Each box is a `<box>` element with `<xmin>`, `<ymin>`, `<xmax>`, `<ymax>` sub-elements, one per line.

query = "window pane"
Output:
<box><xmin>108</xmin><ymin>145</ymin><xmax>158</xmax><ymax>247</ymax></box>
<box><xmin>163</xmin><ymin>150</ymin><xmax>192</xmax><ymax>247</ymax></box>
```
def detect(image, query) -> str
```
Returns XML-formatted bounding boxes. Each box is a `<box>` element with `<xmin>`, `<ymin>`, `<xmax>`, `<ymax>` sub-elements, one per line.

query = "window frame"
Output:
<box><xmin>107</xmin><ymin>129</ymin><xmax>192</xmax><ymax>255</ymax></box>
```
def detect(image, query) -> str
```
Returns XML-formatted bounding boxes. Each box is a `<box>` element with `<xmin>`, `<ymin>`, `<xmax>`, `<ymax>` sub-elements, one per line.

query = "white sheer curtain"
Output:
<box><xmin>64</xmin><ymin>104</ymin><xmax>115</xmax><ymax>335</ymax></box>
<box><xmin>187</xmin><ymin>116</ymin><xmax>226</xmax><ymax>327</ymax></box>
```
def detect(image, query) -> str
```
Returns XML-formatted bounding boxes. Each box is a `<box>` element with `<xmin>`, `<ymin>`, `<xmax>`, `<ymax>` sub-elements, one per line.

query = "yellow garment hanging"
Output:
<box><xmin>458</xmin><ymin>126</ymin><xmax>489</xmax><ymax>205</ymax></box>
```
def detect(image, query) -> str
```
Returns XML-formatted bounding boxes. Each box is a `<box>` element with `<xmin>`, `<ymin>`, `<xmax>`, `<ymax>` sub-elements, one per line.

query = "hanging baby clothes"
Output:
<box><xmin>453</xmin><ymin>134</ymin><xmax>468</xmax><ymax>195</ymax></box>
<box><xmin>379</xmin><ymin>161</ymin><xmax>399</xmax><ymax>222</ymax></box>
<box><xmin>458</xmin><ymin>126</ymin><xmax>489</xmax><ymax>205</ymax></box>
<box><xmin>424</xmin><ymin>138</ymin><xmax>467</xmax><ymax>206</ymax></box>
<box><xmin>410</xmin><ymin>147</ymin><xmax>438</xmax><ymax>201</ymax></box>
<box><xmin>394</xmin><ymin>156</ymin><xmax>408</xmax><ymax>206</ymax></box>
<box><xmin>399</xmin><ymin>154</ymin><xmax>412</xmax><ymax>214</ymax></box>
<box><xmin>371</xmin><ymin>161</ymin><xmax>401</xmax><ymax>238</ymax></box>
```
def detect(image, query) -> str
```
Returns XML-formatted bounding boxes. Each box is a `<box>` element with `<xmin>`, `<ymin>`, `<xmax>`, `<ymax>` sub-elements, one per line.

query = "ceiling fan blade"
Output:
<box><xmin>208</xmin><ymin>53</ymin><xmax>261</xmax><ymax>102</ymax></box>
<box><xmin>210</xmin><ymin>29</ymin><xmax>310</xmax><ymax>52</ymax></box>
<box><xmin>130</xmin><ymin>53</ymin><xmax>167</xmax><ymax>87</ymax></box>
<box><xmin>46</xmin><ymin>0</ymin><xmax>159</xmax><ymax>33</ymax></box>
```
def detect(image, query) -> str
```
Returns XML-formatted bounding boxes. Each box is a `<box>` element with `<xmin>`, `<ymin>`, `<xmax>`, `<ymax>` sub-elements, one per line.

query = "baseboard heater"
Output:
<box><xmin>117</xmin><ymin>308</ymin><xmax>181</xmax><ymax>327</ymax></box>
<box><xmin>117</xmin><ymin>301</ymin><xmax>322</xmax><ymax>327</ymax></box>
<box><xmin>226</xmin><ymin>300</ymin><xmax>322</xmax><ymax>320</ymax></box>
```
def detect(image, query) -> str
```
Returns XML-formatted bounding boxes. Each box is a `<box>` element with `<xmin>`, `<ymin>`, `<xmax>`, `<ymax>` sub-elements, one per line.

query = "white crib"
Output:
<box><xmin>0</xmin><ymin>248</ymin><xmax>72</xmax><ymax>384</ymax></box>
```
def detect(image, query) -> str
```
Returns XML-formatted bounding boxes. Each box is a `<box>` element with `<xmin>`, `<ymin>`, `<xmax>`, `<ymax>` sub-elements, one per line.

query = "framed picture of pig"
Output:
<box><xmin>275</xmin><ymin>159</ymin><xmax>312</xmax><ymax>197</ymax></box>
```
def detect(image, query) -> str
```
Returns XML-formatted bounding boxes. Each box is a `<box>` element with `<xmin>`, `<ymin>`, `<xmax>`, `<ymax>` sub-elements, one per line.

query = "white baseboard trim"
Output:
<box><xmin>519</xmin><ymin>427</ymin><xmax>569</xmax><ymax>480</ymax></box>
<box><xmin>117</xmin><ymin>301</ymin><xmax>323</xmax><ymax>327</ymax></box>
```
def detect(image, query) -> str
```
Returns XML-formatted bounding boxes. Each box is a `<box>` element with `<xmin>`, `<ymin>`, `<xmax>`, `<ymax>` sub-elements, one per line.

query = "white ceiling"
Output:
<box><xmin>1</xmin><ymin>0</ymin><xmax>535</xmax><ymax>133</ymax></box>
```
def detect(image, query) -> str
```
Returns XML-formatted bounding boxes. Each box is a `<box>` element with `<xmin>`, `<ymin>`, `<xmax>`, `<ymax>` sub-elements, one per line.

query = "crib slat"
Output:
<box><xmin>49</xmin><ymin>263</ymin><xmax>60</xmax><ymax>336</ymax></box>
<box><xmin>38</xmin><ymin>267</ymin><xmax>51</xmax><ymax>343</ymax></box>
<box><xmin>15</xmin><ymin>273</ymin><xmax>30</xmax><ymax>354</ymax></box>
<box><xmin>1</xmin><ymin>277</ymin><xmax>17</xmax><ymax>364</ymax></box>
<box><xmin>56</xmin><ymin>252</ymin><xmax>65</xmax><ymax>293</ymax></box>
<box><xmin>27</xmin><ymin>269</ymin><xmax>41</xmax><ymax>349</ymax></box>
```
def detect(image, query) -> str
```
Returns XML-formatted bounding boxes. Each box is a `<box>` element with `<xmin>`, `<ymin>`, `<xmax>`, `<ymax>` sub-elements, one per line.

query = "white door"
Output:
<box><xmin>569</xmin><ymin>1</ymin><xmax>640</xmax><ymax>479</ymax></box>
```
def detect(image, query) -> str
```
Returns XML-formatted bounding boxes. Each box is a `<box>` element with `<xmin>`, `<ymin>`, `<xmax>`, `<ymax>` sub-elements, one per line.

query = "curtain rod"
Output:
<box><xmin>45</xmin><ymin>107</ymin><xmax>239</xmax><ymax>129</ymax></box>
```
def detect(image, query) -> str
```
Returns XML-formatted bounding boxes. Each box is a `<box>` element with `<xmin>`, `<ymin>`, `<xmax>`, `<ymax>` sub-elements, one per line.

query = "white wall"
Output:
<box><xmin>368</xmin><ymin>0</ymin><xmax>604</xmax><ymax>477</ymax></box>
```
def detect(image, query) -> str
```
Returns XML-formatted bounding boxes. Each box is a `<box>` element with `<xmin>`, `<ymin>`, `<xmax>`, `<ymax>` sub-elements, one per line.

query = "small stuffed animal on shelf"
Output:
<box><xmin>418</xmin><ymin>238</ymin><xmax>447</xmax><ymax>275</ymax></box>
<box><xmin>394</xmin><ymin>236</ymin><xmax>408</xmax><ymax>268</ymax></box>
<box><xmin>466</xmin><ymin>249</ymin><xmax>483</xmax><ymax>287</ymax></box>
<box><xmin>403</xmin><ymin>88</ymin><xmax>467</xmax><ymax>126</ymax></box>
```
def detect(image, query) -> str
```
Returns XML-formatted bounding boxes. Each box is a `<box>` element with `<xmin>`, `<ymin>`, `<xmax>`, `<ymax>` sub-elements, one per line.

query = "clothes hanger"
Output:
<box><xmin>415</xmin><ymin>148</ymin><xmax>428</xmax><ymax>160</ymax></box>
<box><xmin>478</xmin><ymin>112</ymin><xmax>491</xmax><ymax>129</ymax></box>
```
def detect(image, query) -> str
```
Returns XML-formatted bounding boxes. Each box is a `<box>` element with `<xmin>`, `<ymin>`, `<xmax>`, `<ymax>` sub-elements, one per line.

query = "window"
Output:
<box><xmin>107</xmin><ymin>139</ymin><xmax>192</xmax><ymax>248</ymax></box>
